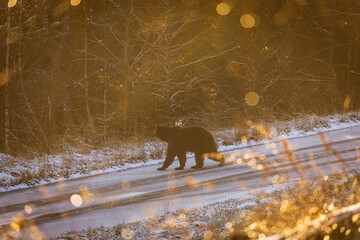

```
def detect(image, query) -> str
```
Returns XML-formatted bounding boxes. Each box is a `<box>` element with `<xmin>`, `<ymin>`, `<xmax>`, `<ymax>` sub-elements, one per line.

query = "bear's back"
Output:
<box><xmin>176</xmin><ymin>126</ymin><xmax>217</xmax><ymax>153</ymax></box>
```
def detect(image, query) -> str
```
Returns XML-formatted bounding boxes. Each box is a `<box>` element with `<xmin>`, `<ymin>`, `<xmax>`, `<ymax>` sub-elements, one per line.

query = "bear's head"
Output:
<box><xmin>155</xmin><ymin>125</ymin><xmax>176</xmax><ymax>143</ymax></box>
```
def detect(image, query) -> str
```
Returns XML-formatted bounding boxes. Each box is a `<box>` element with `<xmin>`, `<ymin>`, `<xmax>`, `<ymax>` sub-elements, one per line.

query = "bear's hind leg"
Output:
<box><xmin>175</xmin><ymin>151</ymin><xmax>186</xmax><ymax>170</ymax></box>
<box><xmin>191</xmin><ymin>153</ymin><xmax>204</xmax><ymax>169</ymax></box>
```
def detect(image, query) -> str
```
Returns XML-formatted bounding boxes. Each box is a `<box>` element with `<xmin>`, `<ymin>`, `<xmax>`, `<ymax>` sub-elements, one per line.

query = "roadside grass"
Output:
<box><xmin>0</xmin><ymin>112</ymin><xmax>359</xmax><ymax>191</ymax></box>
<box><xmin>0</xmin><ymin>142</ymin><xmax>166</xmax><ymax>190</ymax></box>
<box><xmin>216</xmin><ymin>112</ymin><xmax>360</xmax><ymax>146</ymax></box>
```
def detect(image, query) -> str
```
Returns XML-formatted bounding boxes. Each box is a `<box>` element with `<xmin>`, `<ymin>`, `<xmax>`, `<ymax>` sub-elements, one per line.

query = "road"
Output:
<box><xmin>1</xmin><ymin>124</ymin><xmax>360</xmax><ymax>237</ymax></box>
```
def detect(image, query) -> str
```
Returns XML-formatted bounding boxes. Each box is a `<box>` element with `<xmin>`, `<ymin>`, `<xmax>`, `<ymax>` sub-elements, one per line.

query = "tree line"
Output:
<box><xmin>0</xmin><ymin>0</ymin><xmax>359</xmax><ymax>155</ymax></box>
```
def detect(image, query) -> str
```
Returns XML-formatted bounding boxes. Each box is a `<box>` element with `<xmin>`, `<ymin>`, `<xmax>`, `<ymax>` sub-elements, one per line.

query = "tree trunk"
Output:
<box><xmin>4</xmin><ymin>7</ymin><xmax>11</xmax><ymax>154</ymax></box>
<box><xmin>83</xmin><ymin>0</ymin><xmax>95</xmax><ymax>132</ymax></box>
<box><xmin>103</xmin><ymin>1</ymin><xmax>108</xmax><ymax>144</ymax></box>
<box><xmin>122</xmin><ymin>0</ymin><xmax>131</xmax><ymax>138</ymax></box>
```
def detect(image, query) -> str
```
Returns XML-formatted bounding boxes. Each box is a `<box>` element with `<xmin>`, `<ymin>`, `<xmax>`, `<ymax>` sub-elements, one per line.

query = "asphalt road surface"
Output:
<box><xmin>1</xmin><ymin>124</ymin><xmax>360</xmax><ymax>237</ymax></box>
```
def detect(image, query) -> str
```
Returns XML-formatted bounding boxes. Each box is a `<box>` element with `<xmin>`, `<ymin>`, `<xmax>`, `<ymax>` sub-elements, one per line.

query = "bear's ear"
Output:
<box><xmin>155</xmin><ymin>124</ymin><xmax>163</xmax><ymax>132</ymax></box>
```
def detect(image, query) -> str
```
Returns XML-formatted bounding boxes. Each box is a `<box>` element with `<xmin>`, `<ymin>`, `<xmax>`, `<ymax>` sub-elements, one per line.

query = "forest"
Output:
<box><xmin>1</xmin><ymin>0</ymin><xmax>359</xmax><ymax>155</ymax></box>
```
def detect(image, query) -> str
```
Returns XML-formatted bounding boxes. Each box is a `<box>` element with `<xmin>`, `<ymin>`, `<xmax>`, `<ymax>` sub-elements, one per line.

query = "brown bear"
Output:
<box><xmin>156</xmin><ymin>125</ymin><xmax>225</xmax><ymax>170</ymax></box>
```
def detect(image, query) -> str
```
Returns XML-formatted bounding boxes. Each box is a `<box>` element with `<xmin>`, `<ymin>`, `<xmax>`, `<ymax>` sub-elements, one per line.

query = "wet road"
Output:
<box><xmin>1</xmin><ymin>124</ymin><xmax>360</xmax><ymax>237</ymax></box>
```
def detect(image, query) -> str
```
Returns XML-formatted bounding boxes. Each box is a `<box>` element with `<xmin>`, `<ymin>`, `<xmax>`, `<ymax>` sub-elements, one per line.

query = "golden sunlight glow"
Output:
<box><xmin>179</xmin><ymin>213</ymin><xmax>186</xmax><ymax>221</ymax></box>
<box><xmin>240</xmin><ymin>14</ymin><xmax>255</xmax><ymax>28</ymax></box>
<box><xmin>332</xmin><ymin>223</ymin><xmax>338</xmax><ymax>230</ymax></box>
<box><xmin>352</xmin><ymin>213</ymin><xmax>360</xmax><ymax>223</ymax></box>
<box><xmin>70</xmin><ymin>0</ymin><xmax>81</xmax><ymax>6</ymax></box>
<box><xmin>166</xmin><ymin>217</ymin><xmax>177</xmax><ymax>228</ymax></box>
<box><xmin>216</xmin><ymin>2</ymin><xmax>231</xmax><ymax>16</ymax></box>
<box><xmin>24</xmin><ymin>205</ymin><xmax>32</xmax><ymax>214</ymax></box>
<box><xmin>344</xmin><ymin>95</ymin><xmax>351</xmax><ymax>110</ymax></box>
<box><xmin>245</xmin><ymin>91</ymin><xmax>259</xmax><ymax>106</ymax></box>
<box><xmin>79</xmin><ymin>185</ymin><xmax>90</xmax><ymax>203</ymax></box>
<box><xmin>204</xmin><ymin>230</ymin><xmax>214</xmax><ymax>239</ymax></box>
<box><xmin>225</xmin><ymin>221</ymin><xmax>233</xmax><ymax>229</ymax></box>
<box><xmin>8</xmin><ymin>0</ymin><xmax>17</xmax><ymax>8</ymax></box>
<box><xmin>10</xmin><ymin>213</ymin><xmax>24</xmax><ymax>232</ymax></box>
<box><xmin>70</xmin><ymin>194</ymin><xmax>83</xmax><ymax>207</ymax></box>
<box><xmin>168</xmin><ymin>180</ymin><xmax>176</xmax><ymax>191</ymax></box>
<box><xmin>10</xmin><ymin>222</ymin><xmax>20</xmax><ymax>231</ymax></box>
<box><xmin>258</xmin><ymin>234</ymin><xmax>266</xmax><ymax>240</ymax></box>
<box><xmin>121</xmin><ymin>228</ymin><xmax>134</xmax><ymax>239</ymax></box>
<box><xmin>0</xmin><ymin>72</ymin><xmax>6</xmax><ymax>87</ymax></box>
<box><xmin>185</xmin><ymin>176</ymin><xmax>200</xmax><ymax>189</ymax></box>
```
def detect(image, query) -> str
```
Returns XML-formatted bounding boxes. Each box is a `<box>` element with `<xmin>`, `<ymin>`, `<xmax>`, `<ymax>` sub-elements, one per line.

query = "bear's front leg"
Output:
<box><xmin>175</xmin><ymin>151</ymin><xmax>186</xmax><ymax>170</ymax></box>
<box><xmin>158</xmin><ymin>144</ymin><xmax>176</xmax><ymax>171</ymax></box>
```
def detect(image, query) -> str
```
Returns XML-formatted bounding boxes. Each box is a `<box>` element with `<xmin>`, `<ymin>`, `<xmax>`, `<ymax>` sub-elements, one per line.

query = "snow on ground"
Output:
<box><xmin>1</xmin><ymin>112</ymin><xmax>360</xmax><ymax>192</ymax></box>
<box><xmin>0</xmin><ymin>144</ymin><xmax>165</xmax><ymax>192</ymax></box>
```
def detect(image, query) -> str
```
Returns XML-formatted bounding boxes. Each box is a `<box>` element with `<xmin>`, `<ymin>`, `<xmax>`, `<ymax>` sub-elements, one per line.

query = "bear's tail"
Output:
<box><xmin>204</xmin><ymin>152</ymin><xmax>225</xmax><ymax>166</ymax></box>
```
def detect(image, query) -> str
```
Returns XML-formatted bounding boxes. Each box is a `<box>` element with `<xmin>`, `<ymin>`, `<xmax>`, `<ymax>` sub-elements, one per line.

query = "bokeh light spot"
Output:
<box><xmin>10</xmin><ymin>222</ymin><xmax>20</xmax><ymax>231</ymax></box>
<box><xmin>225</xmin><ymin>221</ymin><xmax>233</xmax><ymax>229</ymax></box>
<box><xmin>258</xmin><ymin>234</ymin><xmax>266</xmax><ymax>240</ymax></box>
<box><xmin>70</xmin><ymin>194</ymin><xmax>83</xmax><ymax>207</ymax></box>
<box><xmin>24</xmin><ymin>205</ymin><xmax>32</xmax><ymax>214</ymax></box>
<box><xmin>185</xmin><ymin>176</ymin><xmax>200</xmax><ymax>189</ymax></box>
<box><xmin>121</xmin><ymin>228</ymin><xmax>134</xmax><ymax>239</ymax></box>
<box><xmin>245</xmin><ymin>91</ymin><xmax>259</xmax><ymax>106</ymax></box>
<box><xmin>8</xmin><ymin>0</ymin><xmax>17</xmax><ymax>8</ymax></box>
<box><xmin>216</xmin><ymin>2</ymin><xmax>230</xmax><ymax>16</ymax></box>
<box><xmin>240</xmin><ymin>14</ymin><xmax>255</xmax><ymax>28</ymax></box>
<box><xmin>70</xmin><ymin>0</ymin><xmax>81</xmax><ymax>6</ymax></box>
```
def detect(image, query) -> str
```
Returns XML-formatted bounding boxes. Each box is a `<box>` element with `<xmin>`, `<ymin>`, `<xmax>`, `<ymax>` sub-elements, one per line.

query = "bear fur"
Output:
<box><xmin>156</xmin><ymin>125</ymin><xmax>225</xmax><ymax>170</ymax></box>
